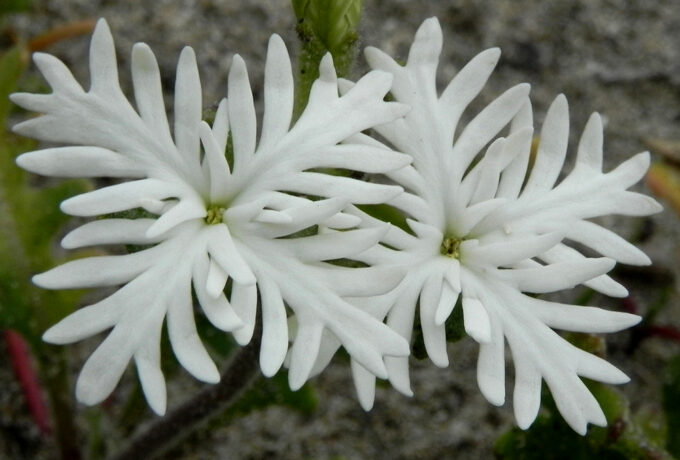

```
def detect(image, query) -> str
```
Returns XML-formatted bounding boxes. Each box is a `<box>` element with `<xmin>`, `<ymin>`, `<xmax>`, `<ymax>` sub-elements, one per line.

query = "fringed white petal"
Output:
<box><xmin>60</xmin><ymin>178</ymin><xmax>175</xmax><ymax>216</ymax></box>
<box><xmin>420</xmin><ymin>273</ymin><xmax>448</xmax><ymax>367</ymax></box>
<box><xmin>174</xmin><ymin>47</ymin><xmax>202</xmax><ymax>170</ymax></box>
<box><xmin>259</xmin><ymin>34</ymin><xmax>294</xmax><ymax>152</ymax></box>
<box><xmin>434</xmin><ymin>281</ymin><xmax>459</xmax><ymax>325</ymax></box>
<box><xmin>352</xmin><ymin>360</ymin><xmax>377</xmax><ymax>411</ymax></box>
<box><xmin>42</xmin><ymin>298</ymin><xmax>120</xmax><ymax>344</ymax></box>
<box><xmin>439</xmin><ymin>47</ymin><xmax>501</xmax><ymax>133</ymax></box>
<box><xmin>462</xmin><ymin>297</ymin><xmax>492</xmax><ymax>344</ymax></box>
<box><xmin>498</xmin><ymin>257</ymin><xmax>615</xmax><ymax>293</ymax></box>
<box><xmin>16</xmin><ymin>147</ymin><xmax>141</xmax><ymax>178</ymax></box>
<box><xmin>258</xmin><ymin>276</ymin><xmax>289</xmax><ymax>377</ymax></box>
<box><xmin>199</xmin><ymin>122</ymin><xmax>231</xmax><ymax>198</ymax></box>
<box><xmin>449</xmin><ymin>84</ymin><xmax>530</xmax><ymax>180</ymax></box>
<box><xmin>278</xmin><ymin>227</ymin><xmax>387</xmax><ymax>262</ymax></box>
<box><xmin>61</xmin><ymin>218</ymin><xmax>158</xmax><ymax>248</ymax></box>
<box><xmin>131</xmin><ymin>43</ymin><xmax>173</xmax><ymax>145</ymax></box>
<box><xmin>167</xmin><ymin>280</ymin><xmax>220</xmax><ymax>383</ymax></box>
<box><xmin>476</xmin><ymin>307</ymin><xmax>505</xmax><ymax>406</ymax></box>
<box><xmin>228</xmin><ymin>55</ymin><xmax>257</xmax><ymax>170</ymax></box>
<box><xmin>292</xmin><ymin>143</ymin><xmax>412</xmax><ymax>173</ymax></box>
<box><xmin>526</xmin><ymin>297</ymin><xmax>641</xmax><ymax>333</ymax></box>
<box><xmin>285</xmin><ymin>172</ymin><xmax>403</xmax><ymax>204</ymax></box>
<box><xmin>193</xmin><ymin>254</ymin><xmax>244</xmax><ymax>331</ymax></box>
<box><xmin>33</xmin><ymin>249</ymin><xmax>157</xmax><ymax>289</ymax></box>
<box><xmin>89</xmin><ymin>19</ymin><xmax>120</xmax><ymax>95</ymax></box>
<box><xmin>134</xmin><ymin>322</ymin><xmax>166</xmax><ymax>415</ymax></box>
<box><xmin>288</xmin><ymin>320</ymin><xmax>323</xmax><ymax>390</ymax></box>
<box><xmin>32</xmin><ymin>51</ymin><xmax>84</xmax><ymax>94</ymax></box>
<box><xmin>565</xmin><ymin>220</ymin><xmax>651</xmax><ymax>265</ymax></box>
<box><xmin>230</xmin><ymin>282</ymin><xmax>258</xmax><ymax>346</ymax></box>
<box><xmin>522</xmin><ymin>95</ymin><xmax>569</xmax><ymax>195</ymax></box>
<box><xmin>576</xmin><ymin>112</ymin><xmax>603</xmax><ymax>171</ymax></box>
<box><xmin>206</xmin><ymin>224</ymin><xmax>256</xmax><ymax>285</ymax></box>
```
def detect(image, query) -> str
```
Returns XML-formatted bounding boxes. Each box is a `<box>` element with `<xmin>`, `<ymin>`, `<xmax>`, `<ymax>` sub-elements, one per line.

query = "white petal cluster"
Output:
<box><xmin>12</xmin><ymin>15</ymin><xmax>659</xmax><ymax>434</ymax></box>
<box><xmin>12</xmin><ymin>19</ymin><xmax>411</xmax><ymax>414</ymax></box>
<box><xmin>338</xmin><ymin>17</ymin><xmax>661</xmax><ymax>433</ymax></box>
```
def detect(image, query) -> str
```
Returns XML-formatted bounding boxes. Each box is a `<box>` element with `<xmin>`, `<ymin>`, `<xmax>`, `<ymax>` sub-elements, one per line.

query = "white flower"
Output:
<box><xmin>331</xmin><ymin>17</ymin><xmax>662</xmax><ymax>433</ymax></box>
<box><xmin>12</xmin><ymin>19</ymin><xmax>412</xmax><ymax>414</ymax></box>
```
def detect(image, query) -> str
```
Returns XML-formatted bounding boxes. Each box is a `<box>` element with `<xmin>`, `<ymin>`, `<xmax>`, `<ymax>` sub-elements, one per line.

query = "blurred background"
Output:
<box><xmin>1</xmin><ymin>0</ymin><xmax>679</xmax><ymax>458</ymax></box>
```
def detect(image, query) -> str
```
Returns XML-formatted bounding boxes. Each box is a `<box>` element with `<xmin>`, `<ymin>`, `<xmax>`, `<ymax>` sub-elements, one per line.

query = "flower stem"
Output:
<box><xmin>109</xmin><ymin>333</ymin><xmax>262</xmax><ymax>460</ymax></box>
<box><xmin>291</xmin><ymin>0</ymin><xmax>364</xmax><ymax>119</ymax></box>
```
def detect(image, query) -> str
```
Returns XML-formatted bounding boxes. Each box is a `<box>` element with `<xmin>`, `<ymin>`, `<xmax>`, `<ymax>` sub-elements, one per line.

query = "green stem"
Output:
<box><xmin>292</xmin><ymin>0</ymin><xmax>364</xmax><ymax>119</ymax></box>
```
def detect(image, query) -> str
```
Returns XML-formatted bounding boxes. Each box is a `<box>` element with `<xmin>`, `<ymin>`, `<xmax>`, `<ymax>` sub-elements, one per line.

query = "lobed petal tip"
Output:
<box><xmin>32</xmin><ymin>272</ymin><xmax>52</xmax><ymax>289</ymax></box>
<box><xmin>477</xmin><ymin>47</ymin><xmax>502</xmax><ymax>65</ymax></box>
<box><xmin>588</xmin><ymin>111</ymin><xmax>603</xmax><ymax>124</ymax></box>
<box><xmin>363</xmin><ymin>46</ymin><xmax>381</xmax><ymax>61</ymax></box>
<box><xmin>94</xmin><ymin>17</ymin><xmax>109</xmax><ymax>30</ymax></box>
<box><xmin>131</xmin><ymin>42</ymin><xmax>154</xmax><ymax>59</ymax></box>
<box><xmin>14</xmin><ymin>152</ymin><xmax>29</xmax><ymax>168</ymax></box>
<box><xmin>484</xmin><ymin>391</ymin><xmax>505</xmax><ymax>407</ymax></box>
<box><xmin>636</xmin><ymin>150</ymin><xmax>652</xmax><ymax>170</ymax></box>
<box><xmin>554</xmin><ymin>93</ymin><xmax>568</xmax><ymax>104</ymax></box>
<box><xmin>75</xmin><ymin>380</ymin><xmax>104</xmax><ymax>406</ymax></box>
<box><xmin>204</xmin><ymin>372</ymin><xmax>221</xmax><ymax>385</ymax></box>
<box><xmin>358</xmin><ymin>394</ymin><xmax>375</xmax><ymax>411</ymax></box>
<box><xmin>41</xmin><ymin>327</ymin><xmax>61</xmax><ymax>344</ymax></box>
<box><xmin>420</xmin><ymin>16</ymin><xmax>441</xmax><ymax>30</ymax></box>
<box><xmin>8</xmin><ymin>92</ymin><xmax>23</xmax><ymax>104</ymax></box>
<box><xmin>59</xmin><ymin>198</ymin><xmax>74</xmax><ymax>214</ymax></box>
<box><xmin>230</xmin><ymin>53</ymin><xmax>246</xmax><ymax>70</ymax></box>
<box><xmin>60</xmin><ymin>234</ymin><xmax>78</xmax><ymax>250</ymax></box>
<box><xmin>268</xmin><ymin>33</ymin><xmax>285</xmax><ymax>48</ymax></box>
<box><xmin>318</xmin><ymin>53</ymin><xmax>336</xmax><ymax>81</ymax></box>
<box><xmin>485</xmin><ymin>46</ymin><xmax>502</xmax><ymax>57</ymax></box>
<box><xmin>179</xmin><ymin>45</ymin><xmax>197</xmax><ymax>61</ymax></box>
<box><xmin>517</xmin><ymin>420</ymin><xmax>532</xmax><ymax>431</ymax></box>
<box><xmin>31</xmin><ymin>52</ymin><xmax>51</xmax><ymax>65</ymax></box>
<box><xmin>624</xmin><ymin>312</ymin><xmax>643</xmax><ymax>327</ymax></box>
<box><xmin>515</xmin><ymin>82</ymin><xmax>532</xmax><ymax>95</ymax></box>
<box><xmin>152</xmin><ymin>404</ymin><xmax>167</xmax><ymax>417</ymax></box>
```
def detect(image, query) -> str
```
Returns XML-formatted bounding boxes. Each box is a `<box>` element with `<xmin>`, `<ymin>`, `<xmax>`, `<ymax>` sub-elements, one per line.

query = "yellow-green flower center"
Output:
<box><xmin>204</xmin><ymin>205</ymin><xmax>226</xmax><ymax>225</ymax></box>
<box><xmin>440</xmin><ymin>236</ymin><xmax>463</xmax><ymax>259</ymax></box>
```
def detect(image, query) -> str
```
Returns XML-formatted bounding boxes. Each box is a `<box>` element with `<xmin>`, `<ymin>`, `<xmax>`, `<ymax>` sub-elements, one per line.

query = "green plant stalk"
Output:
<box><xmin>292</xmin><ymin>0</ymin><xmax>364</xmax><ymax>119</ymax></box>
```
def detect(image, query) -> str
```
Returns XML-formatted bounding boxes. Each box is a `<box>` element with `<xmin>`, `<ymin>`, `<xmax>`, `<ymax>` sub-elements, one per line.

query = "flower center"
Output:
<box><xmin>440</xmin><ymin>236</ymin><xmax>463</xmax><ymax>259</ymax></box>
<box><xmin>204</xmin><ymin>205</ymin><xmax>226</xmax><ymax>225</ymax></box>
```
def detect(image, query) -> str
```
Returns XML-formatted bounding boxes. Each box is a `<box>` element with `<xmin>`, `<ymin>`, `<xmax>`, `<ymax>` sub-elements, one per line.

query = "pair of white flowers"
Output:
<box><xmin>12</xmin><ymin>17</ymin><xmax>660</xmax><ymax>434</ymax></box>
